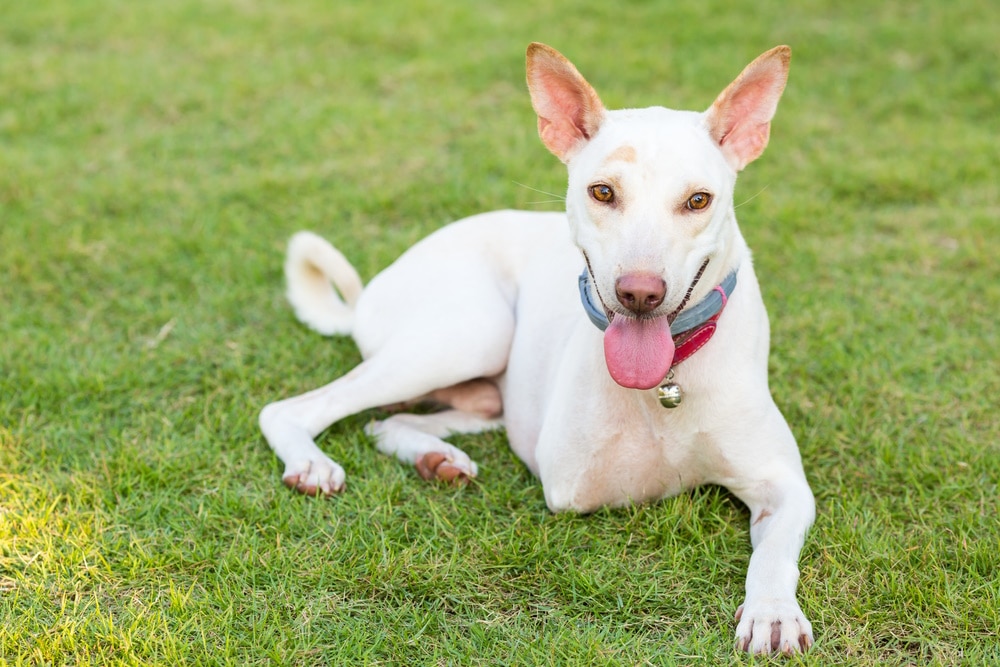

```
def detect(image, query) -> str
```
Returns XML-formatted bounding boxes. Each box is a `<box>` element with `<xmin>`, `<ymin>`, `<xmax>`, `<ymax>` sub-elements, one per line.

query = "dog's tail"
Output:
<box><xmin>284</xmin><ymin>231</ymin><xmax>363</xmax><ymax>335</ymax></box>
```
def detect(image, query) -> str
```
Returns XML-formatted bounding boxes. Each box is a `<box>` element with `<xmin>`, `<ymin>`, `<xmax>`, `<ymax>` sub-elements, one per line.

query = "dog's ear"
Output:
<box><xmin>705</xmin><ymin>46</ymin><xmax>791</xmax><ymax>171</ymax></box>
<box><xmin>526</xmin><ymin>43</ymin><xmax>606</xmax><ymax>163</ymax></box>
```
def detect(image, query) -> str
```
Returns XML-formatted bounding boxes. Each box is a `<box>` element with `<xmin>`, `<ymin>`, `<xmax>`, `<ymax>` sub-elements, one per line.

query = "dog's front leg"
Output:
<box><xmin>731</xmin><ymin>468</ymin><xmax>815</xmax><ymax>655</ymax></box>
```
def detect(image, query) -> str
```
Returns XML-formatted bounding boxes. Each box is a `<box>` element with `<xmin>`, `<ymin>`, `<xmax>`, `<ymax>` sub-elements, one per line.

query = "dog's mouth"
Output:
<box><xmin>588</xmin><ymin>258</ymin><xmax>710</xmax><ymax>391</ymax></box>
<box><xmin>587</xmin><ymin>287</ymin><xmax>676</xmax><ymax>391</ymax></box>
<box><xmin>603</xmin><ymin>312</ymin><xmax>675</xmax><ymax>390</ymax></box>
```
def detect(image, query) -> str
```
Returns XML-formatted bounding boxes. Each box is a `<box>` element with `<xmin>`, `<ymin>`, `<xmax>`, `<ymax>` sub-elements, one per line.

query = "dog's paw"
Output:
<box><xmin>734</xmin><ymin>599</ymin><xmax>813</xmax><ymax>655</ymax></box>
<box><xmin>282</xmin><ymin>457</ymin><xmax>346</xmax><ymax>496</ymax></box>
<box><xmin>414</xmin><ymin>451</ymin><xmax>477</xmax><ymax>484</ymax></box>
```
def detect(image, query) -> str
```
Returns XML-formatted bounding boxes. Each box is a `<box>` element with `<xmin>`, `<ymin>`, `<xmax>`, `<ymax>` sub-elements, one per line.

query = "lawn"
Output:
<box><xmin>1</xmin><ymin>0</ymin><xmax>998</xmax><ymax>664</ymax></box>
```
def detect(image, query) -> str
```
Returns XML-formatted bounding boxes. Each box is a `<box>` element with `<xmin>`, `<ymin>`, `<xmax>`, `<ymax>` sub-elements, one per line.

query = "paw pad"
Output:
<box><xmin>415</xmin><ymin>452</ymin><xmax>473</xmax><ymax>484</ymax></box>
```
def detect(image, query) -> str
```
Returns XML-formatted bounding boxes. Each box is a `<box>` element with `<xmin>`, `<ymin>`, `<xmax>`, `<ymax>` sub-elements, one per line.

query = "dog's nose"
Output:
<box><xmin>615</xmin><ymin>273</ymin><xmax>666</xmax><ymax>314</ymax></box>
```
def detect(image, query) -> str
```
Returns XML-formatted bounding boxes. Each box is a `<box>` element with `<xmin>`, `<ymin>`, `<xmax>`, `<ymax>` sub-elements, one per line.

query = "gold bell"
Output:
<box><xmin>657</xmin><ymin>382</ymin><xmax>683</xmax><ymax>408</ymax></box>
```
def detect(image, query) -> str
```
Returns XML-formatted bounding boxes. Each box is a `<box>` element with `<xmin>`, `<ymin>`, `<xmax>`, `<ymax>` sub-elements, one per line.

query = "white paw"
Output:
<box><xmin>282</xmin><ymin>456</ymin><xmax>346</xmax><ymax>496</ymax></box>
<box><xmin>735</xmin><ymin>599</ymin><xmax>814</xmax><ymax>655</ymax></box>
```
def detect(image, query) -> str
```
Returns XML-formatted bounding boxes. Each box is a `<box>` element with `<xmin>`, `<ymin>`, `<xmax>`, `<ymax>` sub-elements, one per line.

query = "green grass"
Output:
<box><xmin>2</xmin><ymin>0</ymin><xmax>998</xmax><ymax>664</ymax></box>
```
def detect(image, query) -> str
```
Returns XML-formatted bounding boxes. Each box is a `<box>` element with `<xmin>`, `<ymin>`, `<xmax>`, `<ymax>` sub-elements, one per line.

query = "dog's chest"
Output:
<box><xmin>541</xmin><ymin>394</ymin><xmax>723</xmax><ymax>511</ymax></box>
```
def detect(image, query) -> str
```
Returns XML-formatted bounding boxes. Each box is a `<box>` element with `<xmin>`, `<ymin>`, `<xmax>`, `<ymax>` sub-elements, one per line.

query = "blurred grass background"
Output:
<box><xmin>1</xmin><ymin>0</ymin><xmax>998</xmax><ymax>663</ymax></box>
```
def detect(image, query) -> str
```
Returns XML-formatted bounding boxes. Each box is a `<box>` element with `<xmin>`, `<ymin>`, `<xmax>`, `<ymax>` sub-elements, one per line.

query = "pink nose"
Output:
<box><xmin>615</xmin><ymin>273</ymin><xmax>666</xmax><ymax>314</ymax></box>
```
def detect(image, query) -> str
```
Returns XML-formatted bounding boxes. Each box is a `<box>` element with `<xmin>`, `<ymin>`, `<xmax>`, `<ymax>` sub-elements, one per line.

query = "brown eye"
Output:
<box><xmin>686</xmin><ymin>192</ymin><xmax>712</xmax><ymax>211</ymax></box>
<box><xmin>589</xmin><ymin>184</ymin><xmax>615</xmax><ymax>203</ymax></box>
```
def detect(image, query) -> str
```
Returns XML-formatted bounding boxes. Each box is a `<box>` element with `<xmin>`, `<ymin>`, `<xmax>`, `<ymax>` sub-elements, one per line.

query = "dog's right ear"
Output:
<box><xmin>526</xmin><ymin>43</ymin><xmax>606</xmax><ymax>163</ymax></box>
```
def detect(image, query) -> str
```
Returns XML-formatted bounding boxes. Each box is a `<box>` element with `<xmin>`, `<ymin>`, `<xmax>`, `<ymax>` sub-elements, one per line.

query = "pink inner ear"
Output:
<box><xmin>721</xmin><ymin>79</ymin><xmax>778</xmax><ymax>135</ymax></box>
<box><xmin>560</xmin><ymin>98</ymin><xmax>594</xmax><ymax>136</ymax></box>
<box><xmin>537</xmin><ymin>117</ymin><xmax>583</xmax><ymax>165</ymax></box>
<box><xmin>719</xmin><ymin>119</ymin><xmax>770</xmax><ymax>167</ymax></box>
<box><xmin>533</xmin><ymin>71</ymin><xmax>590</xmax><ymax>155</ymax></box>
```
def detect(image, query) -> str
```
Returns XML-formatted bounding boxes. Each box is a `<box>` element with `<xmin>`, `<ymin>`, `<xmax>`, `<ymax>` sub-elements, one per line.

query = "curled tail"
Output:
<box><xmin>284</xmin><ymin>231</ymin><xmax>364</xmax><ymax>335</ymax></box>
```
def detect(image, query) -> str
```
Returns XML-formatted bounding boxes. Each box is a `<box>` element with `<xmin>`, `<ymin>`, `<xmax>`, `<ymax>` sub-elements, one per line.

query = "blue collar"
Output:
<box><xmin>578</xmin><ymin>267</ymin><xmax>738</xmax><ymax>335</ymax></box>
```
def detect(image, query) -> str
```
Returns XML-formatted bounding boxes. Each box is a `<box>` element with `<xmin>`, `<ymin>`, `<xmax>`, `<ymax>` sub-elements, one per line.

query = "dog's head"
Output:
<box><xmin>526</xmin><ymin>43</ymin><xmax>790</xmax><ymax>389</ymax></box>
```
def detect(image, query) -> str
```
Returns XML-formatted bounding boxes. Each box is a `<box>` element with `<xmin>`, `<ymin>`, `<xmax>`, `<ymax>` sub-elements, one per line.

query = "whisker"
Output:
<box><xmin>513</xmin><ymin>181</ymin><xmax>565</xmax><ymax>202</ymax></box>
<box><xmin>735</xmin><ymin>184</ymin><xmax>769</xmax><ymax>209</ymax></box>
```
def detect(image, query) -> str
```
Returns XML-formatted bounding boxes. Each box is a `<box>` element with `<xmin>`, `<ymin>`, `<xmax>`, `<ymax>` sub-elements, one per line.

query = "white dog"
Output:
<box><xmin>260</xmin><ymin>43</ymin><xmax>815</xmax><ymax>654</ymax></box>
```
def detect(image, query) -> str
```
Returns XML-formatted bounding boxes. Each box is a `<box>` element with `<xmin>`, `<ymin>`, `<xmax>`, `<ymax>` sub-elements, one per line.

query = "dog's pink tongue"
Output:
<box><xmin>603</xmin><ymin>316</ymin><xmax>675</xmax><ymax>390</ymax></box>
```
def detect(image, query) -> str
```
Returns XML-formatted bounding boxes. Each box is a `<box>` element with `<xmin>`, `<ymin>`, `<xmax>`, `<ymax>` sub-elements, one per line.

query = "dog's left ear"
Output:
<box><xmin>705</xmin><ymin>46</ymin><xmax>791</xmax><ymax>171</ymax></box>
<box><xmin>526</xmin><ymin>43</ymin><xmax>606</xmax><ymax>163</ymax></box>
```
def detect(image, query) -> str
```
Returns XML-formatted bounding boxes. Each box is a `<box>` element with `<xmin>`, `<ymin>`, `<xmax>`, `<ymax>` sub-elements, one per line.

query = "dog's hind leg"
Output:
<box><xmin>260</xmin><ymin>352</ymin><xmax>499</xmax><ymax>495</ymax></box>
<box><xmin>261</xmin><ymin>308</ymin><xmax>512</xmax><ymax>495</ymax></box>
<box><xmin>366</xmin><ymin>409</ymin><xmax>503</xmax><ymax>483</ymax></box>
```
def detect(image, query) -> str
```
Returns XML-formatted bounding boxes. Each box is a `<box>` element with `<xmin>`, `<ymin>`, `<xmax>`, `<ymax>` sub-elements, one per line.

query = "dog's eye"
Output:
<box><xmin>589</xmin><ymin>184</ymin><xmax>615</xmax><ymax>203</ymax></box>
<box><xmin>686</xmin><ymin>192</ymin><xmax>712</xmax><ymax>211</ymax></box>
